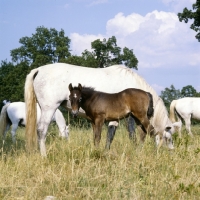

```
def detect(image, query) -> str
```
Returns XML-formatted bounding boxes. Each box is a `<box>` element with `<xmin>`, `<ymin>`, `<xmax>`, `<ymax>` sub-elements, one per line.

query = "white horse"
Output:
<box><xmin>25</xmin><ymin>63</ymin><xmax>178</xmax><ymax>156</ymax></box>
<box><xmin>170</xmin><ymin>97</ymin><xmax>200</xmax><ymax>136</ymax></box>
<box><xmin>0</xmin><ymin>101</ymin><xmax>69</xmax><ymax>143</ymax></box>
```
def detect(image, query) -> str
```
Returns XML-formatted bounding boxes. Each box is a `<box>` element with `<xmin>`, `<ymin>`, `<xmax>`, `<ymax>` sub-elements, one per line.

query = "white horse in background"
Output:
<box><xmin>25</xmin><ymin>63</ymin><xmax>178</xmax><ymax>156</ymax></box>
<box><xmin>0</xmin><ymin>101</ymin><xmax>69</xmax><ymax>143</ymax></box>
<box><xmin>170</xmin><ymin>97</ymin><xmax>200</xmax><ymax>137</ymax></box>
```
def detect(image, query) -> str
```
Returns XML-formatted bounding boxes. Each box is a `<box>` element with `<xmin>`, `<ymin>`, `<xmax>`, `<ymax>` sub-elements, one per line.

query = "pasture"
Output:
<box><xmin>0</xmin><ymin>122</ymin><xmax>200</xmax><ymax>199</ymax></box>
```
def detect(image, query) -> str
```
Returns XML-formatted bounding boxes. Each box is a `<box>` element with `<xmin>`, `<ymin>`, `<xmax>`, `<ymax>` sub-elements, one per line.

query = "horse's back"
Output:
<box><xmin>6</xmin><ymin>102</ymin><xmax>41</xmax><ymax>124</ymax></box>
<box><xmin>30</xmin><ymin>63</ymin><xmax>170</xmax><ymax>134</ymax></box>
<box><xmin>7</xmin><ymin>102</ymin><xmax>25</xmax><ymax>117</ymax></box>
<box><xmin>176</xmin><ymin>97</ymin><xmax>200</xmax><ymax>119</ymax></box>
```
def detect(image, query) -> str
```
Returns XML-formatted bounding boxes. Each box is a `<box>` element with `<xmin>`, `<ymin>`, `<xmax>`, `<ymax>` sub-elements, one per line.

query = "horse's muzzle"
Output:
<box><xmin>71</xmin><ymin>110</ymin><xmax>79</xmax><ymax>117</ymax></box>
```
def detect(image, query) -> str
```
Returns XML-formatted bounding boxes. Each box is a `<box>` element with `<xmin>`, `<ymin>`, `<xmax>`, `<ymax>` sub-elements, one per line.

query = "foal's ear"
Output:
<box><xmin>69</xmin><ymin>83</ymin><xmax>73</xmax><ymax>91</ymax></box>
<box><xmin>78</xmin><ymin>83</ymin><xmax>82</xmax><ymax>90</ymax></box>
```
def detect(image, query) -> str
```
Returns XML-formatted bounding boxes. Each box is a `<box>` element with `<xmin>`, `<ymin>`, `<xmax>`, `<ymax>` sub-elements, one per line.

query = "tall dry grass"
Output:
<box><xmin>0</xmin><ymin>123</ymin><xmax>200</xmax><ymax>200</ymax></box>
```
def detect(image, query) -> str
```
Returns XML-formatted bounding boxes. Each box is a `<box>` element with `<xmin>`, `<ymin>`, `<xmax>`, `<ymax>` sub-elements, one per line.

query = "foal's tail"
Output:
<box><xmin>147</xmin><ymin>92</ymin><xmax>154</xmax><ymax>119</ymax></box>
<box><xmin>0</xmin><ymin>103</ymin><xmax>10</xmax><ymax>137</ymax></box>
<box><xmin>169</xmin><ymin>100</ymin><xmax>180</xmax><ymax>122</ymax></box>
<box><xmin>24</xmin><ymin>68</ymin><xmax>39</xmax><ymax>152</ymax></box>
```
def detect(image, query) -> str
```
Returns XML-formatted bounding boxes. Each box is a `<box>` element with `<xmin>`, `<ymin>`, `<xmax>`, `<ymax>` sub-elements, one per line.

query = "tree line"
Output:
<box><xmin>0</xmin><ymin>26</ymin><xmax>138</xmax><ymax>106</ymax></box>
<box><xmin>160</xmin><ymin>85</ymin><xmax>200</xmax><ymax>111</ymax></box>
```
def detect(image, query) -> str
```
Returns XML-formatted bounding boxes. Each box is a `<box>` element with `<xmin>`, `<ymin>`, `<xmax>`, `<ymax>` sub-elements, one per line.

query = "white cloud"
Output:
<box><xmin>105</xmin><ymin>10</ymin><xmax>200</xmax><ymax>69</ymax></box>
<box><xmin>70</xmin><ymin>33</ymin><xmax>104</xmax><ymax>55</ymax></box>
<box><xmin>106</xmin><ymin>12</ymin><xmax>145</xmax><ymax>36</ymax></box>
<box><xmin>70</xmin><ymin>10</ymin><xmax>200</xmax><ymax>69</ymax></box>
<box><xmin>70</xmin><ymin>9</ymin><xmax>200</xmax><ymax>92</ymax></box>
<box><xmin>70</xmin><ymin>10</ymin><xmax>200</xmax><ymax>91</ymax></box>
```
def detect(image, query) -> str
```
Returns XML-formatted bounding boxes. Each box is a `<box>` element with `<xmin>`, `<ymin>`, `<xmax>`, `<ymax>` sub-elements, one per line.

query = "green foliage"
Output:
<box><xmin>0</xmin><ymin>61</ymin><xmax>30</xmax><ymax>109</ymax></box>
<box><xmin>160</xmin><ymin>85</ymin><xmax>200</xmax><ymax>125</ymax></box>
<box><xmin>0</xmin><ymin>26</ymin><xmax>139</xmax><ymax>123</ymax></box>
<box><xmin>160</xmin><ymin>85</ymin><xmax>181</xmax><ymax>110</ymax></box>
<box><xmin>64</xmin><ymin>50</ymin><xmax>99</xmax><ymax>68</ymax></box>
<box><xmin>11</xmin><ymin>26</ymin><xmax>71</xmax><ymax>67</ymax></box>
<box><xmin>178</xmin><ymin>0</ymin><xmax>200</xmax><ymax>41</ymax></box>
<box><xmin>90</xmin><ymin>36</ymin><xmax>138</xmax><ymax>69</ymax></box>
<box><xmin>65</xmin><ymin>36</ymin><xmax>138</xmax><ymax>69</ymax></box>
<box><xmin>160</xmin><ymin>84</ymin><xmax>199</xmax><ymax>111</ymax></box>
<box><xmin>181</xmin><ymin>85</ymin><xmax>197</xmax><ymax>97</ymax></box>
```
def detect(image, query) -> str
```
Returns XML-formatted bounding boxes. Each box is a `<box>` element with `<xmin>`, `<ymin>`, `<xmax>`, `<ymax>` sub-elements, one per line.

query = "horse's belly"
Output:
<box><xmin>192</xmin><ymin>111</ymin><xmax>200</xmax><ymax>120</ymax></box>
<box><xmin>105</xmin><ymin>111</ymin><xmax>130</xmax><ymax>121</ymax></box>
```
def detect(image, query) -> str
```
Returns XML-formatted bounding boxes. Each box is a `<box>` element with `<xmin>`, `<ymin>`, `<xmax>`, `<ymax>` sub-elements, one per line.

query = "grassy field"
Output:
<box><xmin>0</xmin><ymin>123</ymin><xmax>200</xmax><ymax>200</ymax></box>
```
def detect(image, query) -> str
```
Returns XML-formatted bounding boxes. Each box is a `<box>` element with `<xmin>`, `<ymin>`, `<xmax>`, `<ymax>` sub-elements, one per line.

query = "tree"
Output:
<box><xmin>11</xmin><ymin>26</ymin><xmax>71</xmax><ymax>67</ymax></box>
<box><xmin>0</xmin><ymin>60</ymin><xmax>30</xmax><ymax>109</ymax></box>
<box><xmin>64</xmin><ymin>36</ymin><xmax>138</xmax><ymax>69</ymax></box>
<box><xmin>160</xmin><ymin>85</ymin><xmax>181</xmax><ymax>110</ymax></box>
<box><xmin>63</xmin><ymin>50</ymin><xmax>98</xmax><ymax>68</ymax></box>
<box><xmin>181</xmin><ymin>85</ymin><xmax>197</xmax><ymax>97</ymax></box>
<box><xmin>90</xmin><ymin>36</ymin><xmax>138</xmax><ymax>69</ymax></box>
<box><xmin>178</xmin><ymin>0</ymin><xmax>200</xmax><ymax>41</ymax></box>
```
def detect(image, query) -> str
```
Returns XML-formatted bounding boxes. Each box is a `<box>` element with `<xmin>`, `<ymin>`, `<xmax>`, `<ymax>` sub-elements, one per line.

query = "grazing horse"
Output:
<box><xmin>68</xmin><ymin>83</ymin><xmax>154</xmax><ymax>149</ymax></box>
<box><xmin>25</xmin><ymin>63</ymin><xmax>177</xmax><ymax>156</ymax></box>
<box><xmin>170</xmin><ymin>97</ymin><xmax>200</xmax><ymax>136</ymax></box>
<box><xmin>0</xmin><ymin>101</ymin><xmax>69</xmax><ymax>143</ymax></box>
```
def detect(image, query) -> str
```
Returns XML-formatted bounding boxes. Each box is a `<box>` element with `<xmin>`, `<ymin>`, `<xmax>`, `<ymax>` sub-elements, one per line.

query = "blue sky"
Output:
<box><xmin>0</xmin><ymin>0</ymin><xmax>199</xmax><ymax>94</ymax></box>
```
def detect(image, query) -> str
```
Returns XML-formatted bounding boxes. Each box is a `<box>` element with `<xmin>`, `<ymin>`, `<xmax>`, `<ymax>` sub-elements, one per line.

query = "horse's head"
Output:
<box><xmin>59</xmin><ymin>124</ymin><xmax>70</xmax><ymax>139</ymax></box>
<box><xmin>68</xmin><ymin>83</ymin><xmax>83</xmax><ymax>117</ymax></box>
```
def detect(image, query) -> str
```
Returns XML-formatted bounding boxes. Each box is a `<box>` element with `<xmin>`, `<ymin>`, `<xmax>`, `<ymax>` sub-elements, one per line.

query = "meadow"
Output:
<box><xmin>0</xmin><ymin>122</ymin><xmax>200</xmax><ymax>200</ymax></box>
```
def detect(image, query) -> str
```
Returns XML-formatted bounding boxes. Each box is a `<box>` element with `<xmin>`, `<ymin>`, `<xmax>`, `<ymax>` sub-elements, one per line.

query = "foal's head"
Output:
<box><xmin>68</xmin><ymin>83</ymin><xmax>82</xmax><ymax>116</ymax></box>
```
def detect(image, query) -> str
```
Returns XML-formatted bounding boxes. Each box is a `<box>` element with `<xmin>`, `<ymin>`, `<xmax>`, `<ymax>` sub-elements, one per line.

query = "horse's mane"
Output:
<box><xmin>112</xmin><ymin>65</ymin><xmax>171</xmax><ymax>132</ymax></box>
<box><xmin>82</xmin><ymin>86</ymin><xmax>95</xmax><ymax>93</ymax></box>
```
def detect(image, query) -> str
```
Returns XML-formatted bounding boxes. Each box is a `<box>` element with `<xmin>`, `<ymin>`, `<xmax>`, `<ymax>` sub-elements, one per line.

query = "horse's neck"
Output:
<box><xmin>81</xmin><ymin>90</ymin><xmax>97</xmax><ymax>111</ymax></box>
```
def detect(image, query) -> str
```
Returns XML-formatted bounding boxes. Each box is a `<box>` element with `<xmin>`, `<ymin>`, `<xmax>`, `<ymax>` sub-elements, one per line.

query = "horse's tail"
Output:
<box><xmin>147</xmin><ymin>92</ymin><xmax>154</xmax><ymax>119</ymax></box>
<box><xmin>24</xmin><ymin>68</ymin><xmax>39</xmax><ymax>152</ymax></box>
<box><xmin>169</xmin><ymin>100</ymin><xmax>179</xmax><ymax>122</ymax></box>
<box><xmin>0</xmin><ymin>103</ymin><xmax>10</xmax><ymax>137</ymax></box>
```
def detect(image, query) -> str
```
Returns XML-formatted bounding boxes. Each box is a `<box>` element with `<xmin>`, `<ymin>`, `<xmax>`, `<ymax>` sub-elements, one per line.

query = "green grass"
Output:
<box><xmin>0</xmin><ymin>124</ymin><xmax>200</xmax><ymax>199</ymax></box>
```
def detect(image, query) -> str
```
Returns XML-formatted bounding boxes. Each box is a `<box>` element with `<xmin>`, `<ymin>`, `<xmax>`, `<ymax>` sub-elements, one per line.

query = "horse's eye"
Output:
<box><xmin>79</xmin><ymin>97</ymin><xmax>82</xmax><ymax>102</ymax></box>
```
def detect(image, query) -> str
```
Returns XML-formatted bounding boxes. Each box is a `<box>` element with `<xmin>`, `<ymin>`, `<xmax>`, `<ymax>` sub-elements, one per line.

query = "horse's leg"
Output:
<box><xmin>10</xmin><ymin>123</ymin><xmax>19</xmax><ymax>143</ymax></box>
<box><xmin>3</xmin><ymin>123</ymin><xmax>11</xmax><ymax>145</ymax></box>
<box><xmin>127</xmin><ymin>115</ymin><xmax>136</xmax><ymax>140</ymax></box>
<box><xmin>92</xmin><ymin>117</ymin><xmax>104</xmax><ymax>148</ymax></box>
<box><xmin>157</xmin><ymin>134</ymin><xmax>164</xmax><ymax>152</ymax></box>
<box><xmin>140</xmin><ymin>119</ymin><xmax>149</xmax><ymax>134</ymax></box>
<box><xmin>37</xmin><ymin>109</ymin><xmax>56</xmax><ymax>156</ymax></box>
<box><xmin>135</xmin><ymin>115</ymin><xmax>150</xmax><ymax>141</ymax></box>
<box><xmin>105</xmin><ymin>121</ymin><xmax>118</xmax><ymax>150</ymax></box>
<box><xmin>178</xmin><ymin>122</ymin><xmax>182</xmax><ymax>138</ymax></box>
<box><xmin>184</xmin><ymin>115</ymin><xmax>193</xmax><ymax>136</ymax></box>
<box><xmin>138</xmin><ymin>126</ymin><xmax>146</xmax><ymax>142</ymax></box>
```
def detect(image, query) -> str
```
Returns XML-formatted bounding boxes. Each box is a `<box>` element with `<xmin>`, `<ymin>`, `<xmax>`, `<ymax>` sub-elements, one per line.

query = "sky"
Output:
<box><xmin>0</xmin><ymin>0</ymin><xmax>199</xmax><ymax>95</ymax></box>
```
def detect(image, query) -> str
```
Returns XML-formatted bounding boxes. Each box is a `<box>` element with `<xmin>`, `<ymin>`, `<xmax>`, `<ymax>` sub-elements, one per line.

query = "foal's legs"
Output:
<box><xmin>37</xmin><ymin>109</ymin><xmax>56</xmax><ymax>156</ymax></box>
<box><xmin>92</xmin><ymin>117</ymin><xmax>104</xmax><ymax>148</ymax></box>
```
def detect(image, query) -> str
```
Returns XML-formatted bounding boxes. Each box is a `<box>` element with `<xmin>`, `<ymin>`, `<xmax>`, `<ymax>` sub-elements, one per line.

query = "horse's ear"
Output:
<box><xmin>78</xmin><ymin>83</ymin><xmax>82</xmax><ymax>90</ymax></box>
<box><xmin>69</xmin><ymin>83</ymin><xmax>73</xmax><ymax>91</ymax></box>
